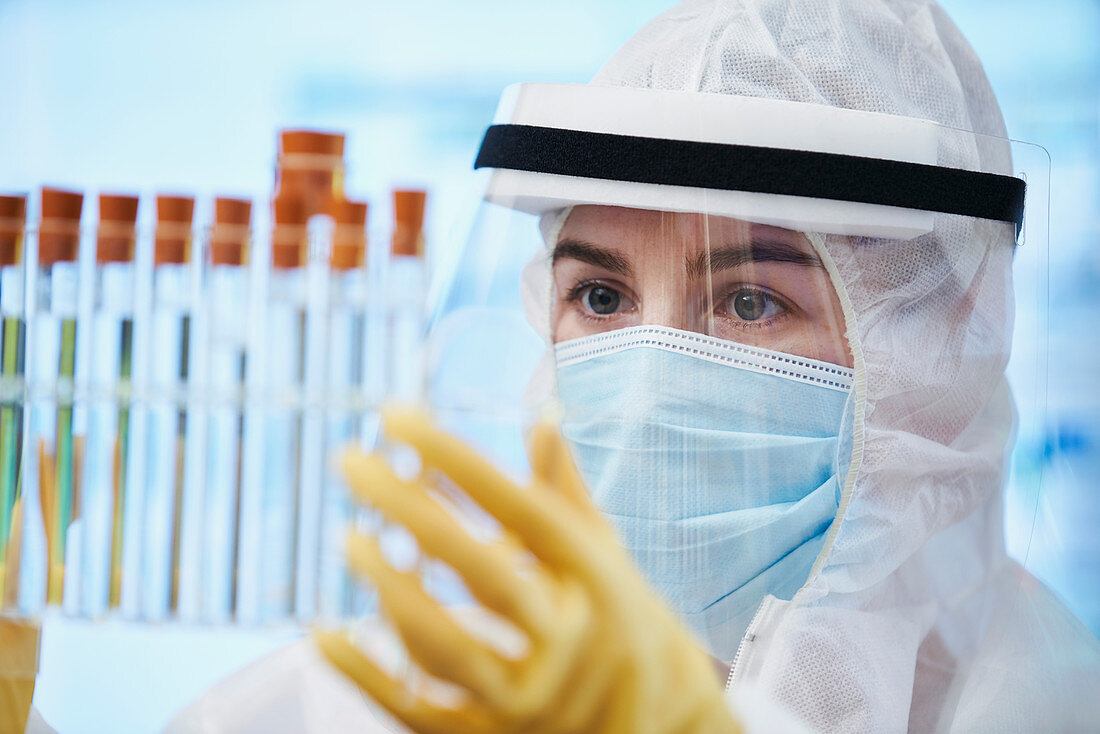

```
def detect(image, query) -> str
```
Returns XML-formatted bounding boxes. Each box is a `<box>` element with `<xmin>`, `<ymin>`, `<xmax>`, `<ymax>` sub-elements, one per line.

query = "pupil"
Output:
<box><xmin>587</xmin><ymin>286</ymin><xmax>620</xmax><ymax>315</ymax></box>
<box><xmin>733</xmin><ymin>291</ymin><xmax>766</xmax><ymax>321</ymax></box>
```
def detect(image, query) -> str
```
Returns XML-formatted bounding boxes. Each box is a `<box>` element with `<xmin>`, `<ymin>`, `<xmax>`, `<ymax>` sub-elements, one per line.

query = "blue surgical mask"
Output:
<box><xmin>555</xmin><ymin>325</ymin><xmax>852</xmax><ymax>661</ymax></box>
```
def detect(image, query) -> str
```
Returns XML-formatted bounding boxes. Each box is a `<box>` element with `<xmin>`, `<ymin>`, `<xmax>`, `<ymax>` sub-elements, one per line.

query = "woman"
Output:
<box><xmin>174</xmin><ymin>1</ymin><xmax>1100</xmax><ymax>731</ymax></box>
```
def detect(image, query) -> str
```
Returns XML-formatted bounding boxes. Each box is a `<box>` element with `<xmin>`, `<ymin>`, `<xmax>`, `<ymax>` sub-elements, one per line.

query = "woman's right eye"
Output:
<box><xmin>577</xmin><ymin>284</ymin><xmax>633</xmax><ymax>317</ymax></box>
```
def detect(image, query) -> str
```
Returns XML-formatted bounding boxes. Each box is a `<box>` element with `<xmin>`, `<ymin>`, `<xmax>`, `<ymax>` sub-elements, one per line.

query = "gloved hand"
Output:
<box><xmin>315</xmin><ymin>408</ymin><xmax>742</xmax><ymax>734</ymax></box>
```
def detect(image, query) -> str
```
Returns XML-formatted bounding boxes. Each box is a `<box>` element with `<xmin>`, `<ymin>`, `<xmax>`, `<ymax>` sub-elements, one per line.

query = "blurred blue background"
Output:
<box><xmin>1</xmin><ymin>0</ymin><xmax>1097</xmax><ymax>731</ymax></box>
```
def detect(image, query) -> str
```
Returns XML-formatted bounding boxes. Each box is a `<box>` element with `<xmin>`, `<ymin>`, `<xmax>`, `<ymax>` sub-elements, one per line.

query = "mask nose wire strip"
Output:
<box><xmin>474</xmin><ymin>124</ymin><xmax>1026</xmax><ymax>230</ymax></box>
<box><xmin>803</xmin><ymin>232</ymin><xmax>866</xmax><ymax>584</ymax></box>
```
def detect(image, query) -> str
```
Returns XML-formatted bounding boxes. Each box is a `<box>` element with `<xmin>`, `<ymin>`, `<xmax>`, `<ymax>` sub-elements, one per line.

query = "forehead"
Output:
<box><xmin>558</xmin><ymin>205</ymin><xmax>814</xmax><ymax>255</ymax></box>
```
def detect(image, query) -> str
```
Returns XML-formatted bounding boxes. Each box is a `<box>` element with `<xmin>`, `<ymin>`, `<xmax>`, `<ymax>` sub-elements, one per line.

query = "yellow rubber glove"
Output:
<box><xmin>315</xmin><ymin>408</ymin><xmax>742</xmax><ymax>734</ymax></box>
<box><xmin>0</xmin><ymin>616</ymin><xmax>40</xmax><ymax>734</ymax></box>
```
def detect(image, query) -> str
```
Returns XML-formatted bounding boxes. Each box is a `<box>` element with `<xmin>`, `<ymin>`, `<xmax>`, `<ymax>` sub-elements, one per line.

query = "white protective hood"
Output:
<box><xmin>518</xmin><ymin>1</ymin><xmax>1100</xmax><ymax>731</ymax></box>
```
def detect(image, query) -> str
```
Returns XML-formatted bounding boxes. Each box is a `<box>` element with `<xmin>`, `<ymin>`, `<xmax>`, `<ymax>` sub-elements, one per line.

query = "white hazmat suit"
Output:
<box><xmin>170</xmin><ymin>1</ymin><xmax>1100</xmax><ymax>732</ymax></box>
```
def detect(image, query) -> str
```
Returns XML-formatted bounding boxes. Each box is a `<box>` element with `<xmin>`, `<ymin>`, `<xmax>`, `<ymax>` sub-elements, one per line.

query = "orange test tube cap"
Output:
<box><xmin>215</xmin><ymin>197</ymin><xmax>252</xmax><ymax>227</ymax></box>
<box><xmin>155</xmin><ymin>195</ymin><xmax>194</xmax><ymax>266</ymax></box>
<box><xmin>272</xmin><ymin>195</ymin><xmax>308</xmax><ymax>269</ymax></box>
<box><xmin>99</xmin><ymin>193</ymin><xmax>139</xmax><ymax>223</ymax></box>
<box><xmin>273</xmin><ymin>195</ymin><xmax>309</xmax><ymax>227</ymax></box>
<box><xmin>210</xmin><ymin>197</ymin><xmax>252</xmax><ymax>266</ymax></box>
<box><xmin>392</xmin><ymin>189</ymin><xmax>427</xmax><ymax>257</ymax></box>
<box><xmin>329</xmin><ymin>198</ymin><xmax>368</xmax><ymax>270</ymax></box>
<box><xmin>0</xmin><ymin>194</ymin><xmax>27</xmax><ymax>267</ymax></box>
<box><xmin>0</xmin><ymin>194</ymin><xmax>27</xmax><ymax>222</ymax></box>
<box><xmin>38</xmin><ymin>187</ymin><xmax>84</xmax><ymax>265</ymax></box>
<box><xmin>96</xmin><ymin>193</ymin><xmax>140</xmax><ymax>264</ymax></box>
<box><xmin>279</xmin><ymin>129</ymin><xmax>346</xmax><ymax>158</ymax></box>
<box><xmin>157</xmin><ymin>195</ymin><xmax>194</xmax><ymax>224</ymax></box>
<box><xmin>40</xmin><ymin>187</ymin><xmax>84</xmax><ymax>222</ymax></box>
<box><xmin>276</xmin><ymin>130</ymin><xmax>346</xmax><ymax>217</ymax></box>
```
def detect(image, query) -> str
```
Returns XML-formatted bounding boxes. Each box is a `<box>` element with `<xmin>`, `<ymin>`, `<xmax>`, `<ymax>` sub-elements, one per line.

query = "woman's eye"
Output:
<box><xmin>726</xmin><ymin>288</ymin><xmax>786</xmax><ymax>321</ymax></box>
<box><xmin>582</xmin><ymin>285</ymin><xmax>626</xmax><ymax>315</ymax></box>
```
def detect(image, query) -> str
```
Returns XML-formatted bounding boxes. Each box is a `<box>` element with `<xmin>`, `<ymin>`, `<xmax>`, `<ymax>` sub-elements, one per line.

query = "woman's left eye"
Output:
<box><xmin>721</xmin><ymin>288</ymin><xmax>787</xmax><ymax>322</ymax></box>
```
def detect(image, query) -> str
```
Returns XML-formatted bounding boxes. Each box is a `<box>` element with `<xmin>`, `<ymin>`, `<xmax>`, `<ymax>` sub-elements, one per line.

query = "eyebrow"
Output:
<box><xmin>686</xmin><ymin>239</ymin><xmax>823</xmax><ymax>279</ymax></box>
<box><xmin>552</xmin><ymin>235</ymin><xmax>823</xmax><ymax>280</ymax></box>
<box><xmin>552</xmin><ymin>238</ymin><xmax>633</xmax><ymax>277</ymax></box>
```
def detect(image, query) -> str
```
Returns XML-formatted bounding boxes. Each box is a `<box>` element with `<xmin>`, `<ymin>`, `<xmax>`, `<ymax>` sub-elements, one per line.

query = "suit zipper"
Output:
<box><xmin>726</xmin><ymin>596</ymin><xmax>772</xmax><ymax>691</ymax></box>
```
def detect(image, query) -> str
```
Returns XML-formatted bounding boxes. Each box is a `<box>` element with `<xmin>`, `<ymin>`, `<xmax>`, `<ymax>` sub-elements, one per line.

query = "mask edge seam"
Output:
<box><xmin>556</xmin><ymin>325</ymin><xmax>854</xmax><ymax>391</ymax></box>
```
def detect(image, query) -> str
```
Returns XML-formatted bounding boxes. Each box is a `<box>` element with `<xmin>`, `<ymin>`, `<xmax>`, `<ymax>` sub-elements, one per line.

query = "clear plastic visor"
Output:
<box><xmin>427</xmin><ymin>127</ymin><xmax>1048</xmax><ymax>662</ymax></box>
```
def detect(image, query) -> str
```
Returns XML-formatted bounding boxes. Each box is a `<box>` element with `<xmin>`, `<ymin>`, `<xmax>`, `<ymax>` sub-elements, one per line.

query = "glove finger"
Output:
<box><xmin>346</xmin><ymin>532</ymin><xmax>518</xmax><ymax>708</ymax></box>
<box><xmin>527</xmin><ymin>421</ymin><xmax>606</xmax><ymax>530</ymax></box>
<box><xmin>503</xmin><ymin>577</ymin><xmax>594</xmax><ymax>722</ymax></box>
<box><xmin>343</xmin><ymin>450</ymin><xmax>555</xmax><ymax>637</ymax></box>
<box><xmin>527</xmin><ymin>419</ymin><xmax>558</xmax><ymax>488</ymax></box>
<box><xmin>381</xmin><ymin>408</ymin><xmax>589</xmax><ymax>571</ymax></box>
<box><xmin>314</xmin><ymin>629</ymin><xmax>494</xmax><ymax>734</ymax></box>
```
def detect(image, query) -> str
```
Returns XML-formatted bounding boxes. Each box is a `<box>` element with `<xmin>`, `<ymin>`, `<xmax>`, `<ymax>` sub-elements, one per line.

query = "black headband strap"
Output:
<box><xmin>475</xmin><ymin>124</ymin><xmax>1025</xmax><ymax>229</ymax></box>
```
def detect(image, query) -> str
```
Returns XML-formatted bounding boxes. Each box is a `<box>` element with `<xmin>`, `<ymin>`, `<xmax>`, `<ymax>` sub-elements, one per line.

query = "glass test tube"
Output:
<box><xmin>315</xmin><ymin>198</ymin><xmax>369</xmax><ymax>620</ymax></box>
<box><xmin>0</xmin><ymin>195</ymin><xmax>27</xmax><ymax>610</ymax></box>
<box><xmin>248</xmin><ymin>195</ymin><xmax>312</xmax><ymax>622</ymax></box>
<box><xmin>388</xmin><ymin>190</ymin><xmax>428</xmax><ymax>404</ymax></box>
<box><xmin>376</xmin><ymin>190</ymin><xmax>428</xmax><ymax>584</ymax></box>
<box><xmin>142</xmin><ymin>195</ymin><xmax>198</xmax><ymax>620</ymax></box>
<box><xmin>79</xmin><ymin>194</ymin><xmax>140</xmax><ymax>617</ymax></box>
<box><xmin>27</xmin><ymin>187</ymin><xmax>84</xmax><ymax>612</ymax></box>
<box><xmin>168</xmin><ymin>199</ymin><xmax>245</xmax><ymax>623</ymax></box>
<box><xmin>232</xmin><ymin>130</ymin><xmax>345</xmax><ymax>623</ymax></box>
<box><xmin>201</xmin><ymin>199</ymin><xmax>251</xmax><ymax>623</ymax></box>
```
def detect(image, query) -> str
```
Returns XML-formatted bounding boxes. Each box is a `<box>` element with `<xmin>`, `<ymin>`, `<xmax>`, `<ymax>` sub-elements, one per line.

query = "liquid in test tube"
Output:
<box><xmin>200</xmin><ymin>196</ymin><xmax>251</xmax><ymax>623</ymax></box>
<box><xmin>144</xmin><ymin>194</ymin><xmax>205</xmax><ymax>620</ymax></box>
<box><xmin>28</xmin><ymin>187</ymin><xmax>84</xmax><ymax>611</ymax></box>
<box><xmin>80</xmin><ymin>193</ymin><xmax>140</xmax><ymax>617</ymax></box>
<box><xmin>0</xmin><ymin>195</ymin><xmax>27</xmax><ymax>610</ymax></box>
<box><xmin>317</xmin><ymin>197</ymin><xmax>368</xmax><ymax>620</ymax></box>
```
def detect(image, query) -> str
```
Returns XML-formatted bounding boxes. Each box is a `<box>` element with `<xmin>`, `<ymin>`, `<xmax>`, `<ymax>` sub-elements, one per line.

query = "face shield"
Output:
<box><xmin>426</xmin><ymin>83</ymin><xmax>1047</xmax><ymax>662</ymax></box>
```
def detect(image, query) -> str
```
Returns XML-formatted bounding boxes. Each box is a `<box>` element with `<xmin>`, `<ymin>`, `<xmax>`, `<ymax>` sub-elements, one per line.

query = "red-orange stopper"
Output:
<box><xmin>279</xmin><ymin>129</ymin><xmax>345</xmax><ymax>158</ymax></box>
<box><xmin>276</xmin><ymin>129</ymin><xmax>346</xmax><ymax>219</ymax></box>
<box><xmin>0</xmin><ymin>195</ymin><xmax>26</xmax><ymax>222</ymax></box>
<box><xmin>210</xmin><ymin>197</ymin><xmax>252</xmax><ymax>267</ymax></box>
<box><xmin>272</xmin><ymin>196</ymin><xmax>308</xmax><ymax>269</ymax></box>
<box><xmin>391</xmin><ymin>189</ymin><xmax>426</xmax><ymax>258</ymax></box>
<box><xmin>155</xmin><ymin>195</ymin><xmax>195</xmax><ymax>266</ymax></box>
<box><xmin>0</xmin><ymin>194</ymin><xmax>27</xmax><ymax>267</ymax></box>
<box><xmin>38</xmin><ymin>187</ymin><xmax>84</xmax><ymax>266</ymax></box>
<box><xmin>97</xmin><ymin>193</ymin><xmax>139</xmax><ymax>264</ymax></box>
<box><xmin>329</xmin><ymin>198</ymin><xmax>367</xmax><ymax>270</ymax></box>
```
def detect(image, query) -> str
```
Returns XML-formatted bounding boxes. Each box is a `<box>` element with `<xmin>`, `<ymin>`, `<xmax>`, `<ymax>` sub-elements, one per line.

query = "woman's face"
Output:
<box><xmin>551</xmin><ymin>205</ymin><xmax>852</xmax><ymax>368</ymax></box>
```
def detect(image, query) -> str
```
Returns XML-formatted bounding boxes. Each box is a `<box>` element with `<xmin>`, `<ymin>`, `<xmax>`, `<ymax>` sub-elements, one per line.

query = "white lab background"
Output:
<box><xmin>1</xmin><ymin>0</ymin><xmax>1097</xmax><ymax>731</ymax></box>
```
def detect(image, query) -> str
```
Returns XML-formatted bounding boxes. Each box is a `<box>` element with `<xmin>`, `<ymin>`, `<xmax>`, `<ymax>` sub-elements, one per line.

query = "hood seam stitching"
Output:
<box><xmin>805</xmin><ymin>232</ymin><xmax>867</xmax><ymax>584</ymax></box>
